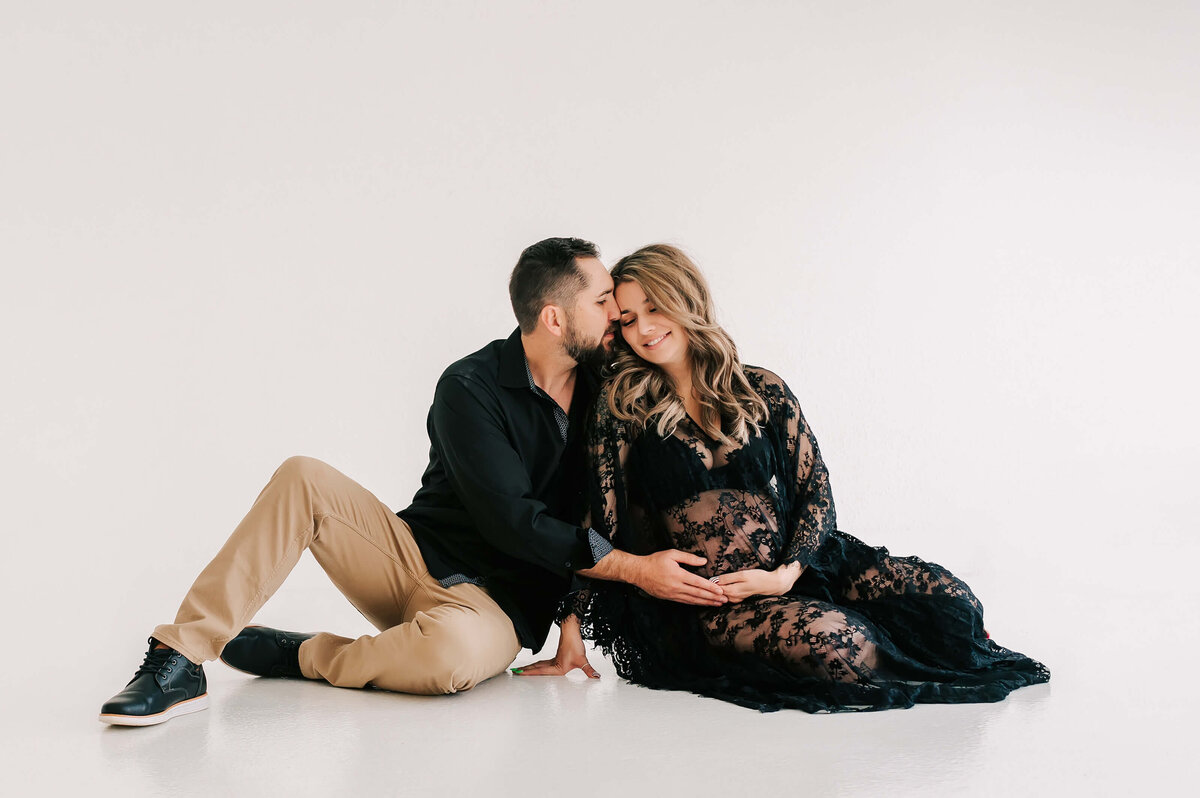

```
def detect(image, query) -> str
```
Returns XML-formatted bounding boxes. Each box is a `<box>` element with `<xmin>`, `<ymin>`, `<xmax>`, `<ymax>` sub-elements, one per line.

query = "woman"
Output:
<box><xmin>523</xmin><ymin>244</ymin><xmax>1049</xmax><ymax>712</ymax></box>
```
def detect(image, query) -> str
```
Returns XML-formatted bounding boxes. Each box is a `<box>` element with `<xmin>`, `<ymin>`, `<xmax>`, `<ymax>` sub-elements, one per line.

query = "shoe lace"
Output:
<box><xmin>277</xmin><ymin>634</ymin><xmax>302</xmax><ymax>670</ymax></box>
<box><xmin>271</xmin><ymin>633</ymin><xmax>302</xmax><ymax>676</ymax></box>
<box><xmin>134</xmin><ymin>646</ymin><xmax>175</xmax><ymax>679</ymax></box>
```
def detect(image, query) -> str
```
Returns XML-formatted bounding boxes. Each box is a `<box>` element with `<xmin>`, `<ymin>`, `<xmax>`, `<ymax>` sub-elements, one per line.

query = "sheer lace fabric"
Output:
<box><xmin>563</xmin><ymin>367</ymin><xmax>1048</xmax><ymax>712</ymax></box>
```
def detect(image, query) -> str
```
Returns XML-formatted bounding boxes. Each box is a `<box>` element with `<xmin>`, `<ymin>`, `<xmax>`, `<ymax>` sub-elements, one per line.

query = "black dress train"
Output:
<box><xmin>561</xmin><ymin>367</ymin><xmax>1049</xmax><ymax>712</ymax></box>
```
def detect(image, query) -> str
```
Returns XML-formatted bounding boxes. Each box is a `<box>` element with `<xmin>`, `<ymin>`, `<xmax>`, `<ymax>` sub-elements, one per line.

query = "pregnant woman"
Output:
<box><xmin>517</xmin><ymin>243</ymin><xmax>1049</xmax><ymax>712</ymax></box>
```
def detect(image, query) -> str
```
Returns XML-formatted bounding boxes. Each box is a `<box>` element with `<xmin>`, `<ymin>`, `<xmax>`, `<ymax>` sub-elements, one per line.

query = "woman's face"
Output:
<box><xmin>615</xmin><ymin>279</ymin><xmax>689</xmax><ymax>369</ymax></box>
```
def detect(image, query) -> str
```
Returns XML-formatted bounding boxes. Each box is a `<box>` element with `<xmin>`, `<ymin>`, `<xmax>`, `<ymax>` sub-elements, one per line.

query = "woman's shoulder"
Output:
<box><xmin>742</xmin><ymin>364</ymin><xmax>783</xmax><ymax>386</ymax></box>
<box><xmin>741</xmin><ymin>365</ymin><xmax>803</xmax><ymax>426</ymax></box>
<box><xmin>741</xmin><ymin>364</ymin><xmax>792</xmax><ymax>398</ymax></box>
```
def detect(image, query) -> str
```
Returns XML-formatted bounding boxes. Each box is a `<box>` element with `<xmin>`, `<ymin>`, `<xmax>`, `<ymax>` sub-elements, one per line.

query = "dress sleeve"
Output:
<box><xmin>585</xmin><ymin>390</ymin><xmax>631</xmax><ymax>546</ymax></box>
<box><xmin>757</xmin><ymin>369</ymin><xmax>837</xmax><ymax>567</ymax></box>
<box><xmin>557</xmin><ymin>389</ymin><xmax>632</xmax><ymax>623</ymax></box>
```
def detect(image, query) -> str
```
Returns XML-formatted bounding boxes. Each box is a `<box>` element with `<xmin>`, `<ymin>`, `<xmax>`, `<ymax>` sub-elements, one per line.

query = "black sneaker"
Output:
<box><xmin>220</xmin><ymin>625</ymin><xmax>316</xmax><ymax>679</ymax></box>
<box><xmin>99</xmin><ymin>639</ymin><xmax>209</xmax><ymax>726</ymax></box>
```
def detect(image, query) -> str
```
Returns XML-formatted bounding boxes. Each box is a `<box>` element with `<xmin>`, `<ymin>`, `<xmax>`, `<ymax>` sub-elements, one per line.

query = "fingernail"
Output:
<box><xmin>510</xmin><ymin>668</ymin><xmax>523</xmax><ymax>674</ymax></box>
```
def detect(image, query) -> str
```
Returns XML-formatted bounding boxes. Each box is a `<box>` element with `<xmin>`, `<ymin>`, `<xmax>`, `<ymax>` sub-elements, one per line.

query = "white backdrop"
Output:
<box><xmin>2</xmin><ymin>0</ymin><xmax>1198</xmax><ymax>735</ymax></box>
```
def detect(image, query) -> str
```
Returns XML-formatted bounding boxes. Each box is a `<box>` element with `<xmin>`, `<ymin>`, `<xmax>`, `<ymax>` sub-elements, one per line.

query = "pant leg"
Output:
<box><xmin>152</xmin><ymin>455</ymin><xmax>424</xmax><ymax>664</ymax></box>
<box><xmin>299</xmin><ymin>578</ymin><xmax>522</xmax><ymax>695</ymax></box>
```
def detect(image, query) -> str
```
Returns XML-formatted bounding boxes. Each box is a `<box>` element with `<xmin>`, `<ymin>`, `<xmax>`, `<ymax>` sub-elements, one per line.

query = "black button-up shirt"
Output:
<box><xmin>397</xmin><ymin>328</ymin><xmax>610</xmax><ymax>651</ymax></box>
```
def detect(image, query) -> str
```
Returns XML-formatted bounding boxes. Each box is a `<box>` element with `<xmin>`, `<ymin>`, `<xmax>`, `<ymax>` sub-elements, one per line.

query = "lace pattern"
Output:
<box><xmin>559</xmin><ymin>367</ymin><xmax>1048</xmax><ymax>712</ymax></box>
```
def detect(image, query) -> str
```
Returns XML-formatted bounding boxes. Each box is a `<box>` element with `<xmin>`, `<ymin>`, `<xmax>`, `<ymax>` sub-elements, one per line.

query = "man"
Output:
<box><xmin>99</xmin><ymin>237</ymin><xmax>726</xmax><ymax>726</ymax></box>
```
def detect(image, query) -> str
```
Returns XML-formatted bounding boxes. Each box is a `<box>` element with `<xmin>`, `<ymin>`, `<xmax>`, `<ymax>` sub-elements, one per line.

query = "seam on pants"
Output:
<box><xmin>319</xmin><ymin>511</ymin><xmax>423</xmax><ymax>581</ymax></box>
<box><xmin>210</xmin><ymin>519</ymin><xmax>315</xmax><ymax>650</ymax></box>
<box><xmin>396</xmin><ymin>580</ymin><xmax>426</xmax><ymax>618</ymax></box>
<box><xmin>415</xmin><ymin>578</ymin><xmax>495</xmax><ymax>617</ymax></box>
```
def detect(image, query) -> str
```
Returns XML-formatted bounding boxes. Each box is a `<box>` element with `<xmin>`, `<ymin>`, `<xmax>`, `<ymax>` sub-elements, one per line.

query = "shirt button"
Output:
<box><xmin>564</xmin><ymin>561</ymin><xmax>572</xmax><ymax>568</ymax></box>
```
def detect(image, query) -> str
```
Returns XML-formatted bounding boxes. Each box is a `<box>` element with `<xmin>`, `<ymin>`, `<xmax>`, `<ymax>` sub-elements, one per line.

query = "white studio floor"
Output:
<box><xmin>5</xmin><ymin>3</ymin><xmax>1200</xmax><ymax>795</ymax></box>
<box><xmin>2</xmin><ymin>431</ymin><xmax>1195</xmax><ymax>797</ymax></box>
<box><xmin>2</xmin><ymin>565</ymin><xmax>1195</xmax><ymax>797</ymax></box>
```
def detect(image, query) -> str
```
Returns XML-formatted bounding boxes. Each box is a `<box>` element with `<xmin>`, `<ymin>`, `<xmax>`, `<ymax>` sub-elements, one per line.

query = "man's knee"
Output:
<box><xmin>274</xmin><ymin>455</ymin><xmax>337</xmax><ymax>487</ymax></box>
<box><xmin>399</xmin><ymin>615</ymin><xmax>517</xmax><ymax>695</ymax></box>
<box><xmin>428</xmin><ymin>623</ymin><xmax>499</xmax><ymax>693</ymax></box>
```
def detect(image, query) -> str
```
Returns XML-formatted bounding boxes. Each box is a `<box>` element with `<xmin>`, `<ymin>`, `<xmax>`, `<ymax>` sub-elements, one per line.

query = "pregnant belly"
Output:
<box><xmin>662</xmin><ymin>489</ymin><xmax>782</xmax><ymax>579</ymax></box>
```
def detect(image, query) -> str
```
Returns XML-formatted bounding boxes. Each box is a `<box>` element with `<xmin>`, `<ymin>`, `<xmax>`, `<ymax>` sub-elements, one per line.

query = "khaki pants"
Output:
<box><xmin>152</xmin><ymin>456</ymin><xmax>522</xmax><ymax>695</ymax></box>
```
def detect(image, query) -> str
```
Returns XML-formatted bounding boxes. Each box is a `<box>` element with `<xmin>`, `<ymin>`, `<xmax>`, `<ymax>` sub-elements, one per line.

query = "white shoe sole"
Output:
<box><xmin>98</xmin><ymin>693</ymin><xmax>210</xmax><ymax>726</ymax></box>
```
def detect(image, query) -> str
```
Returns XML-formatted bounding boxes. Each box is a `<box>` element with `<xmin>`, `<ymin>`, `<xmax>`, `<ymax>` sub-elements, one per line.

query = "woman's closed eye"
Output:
<box><xmin>620</xmin><ymin>307</ymin><xmax>657</xmax><ymax>327</ymax></box>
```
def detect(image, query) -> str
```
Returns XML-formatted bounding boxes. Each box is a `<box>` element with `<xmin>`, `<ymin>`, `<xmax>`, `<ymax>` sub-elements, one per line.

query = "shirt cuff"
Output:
<box><xmin>586</xmin><ymin>528</ymin><xmax>614</xmax><ymax>565</ymax></box>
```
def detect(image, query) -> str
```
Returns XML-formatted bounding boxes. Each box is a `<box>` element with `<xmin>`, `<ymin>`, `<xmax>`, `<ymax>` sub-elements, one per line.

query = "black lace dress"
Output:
<box><xmin>562</xmin><ymin>367</ymin><xmax>1049</xmax><ymax>712</ymax></box>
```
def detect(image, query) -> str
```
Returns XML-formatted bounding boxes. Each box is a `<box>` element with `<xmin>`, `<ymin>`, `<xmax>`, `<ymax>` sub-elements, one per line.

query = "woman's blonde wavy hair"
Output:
<box><xmin>607</xmin><ymin>244</ymin><xmax>768</xmax><ymax>446</ymax></box>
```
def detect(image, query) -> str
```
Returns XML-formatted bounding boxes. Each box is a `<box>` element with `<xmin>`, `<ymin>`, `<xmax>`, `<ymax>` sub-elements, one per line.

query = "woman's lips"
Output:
<box><xmin>644</xmin><ymin>331</ymin><xmax>670</xmax><ymax>349</ymax></box>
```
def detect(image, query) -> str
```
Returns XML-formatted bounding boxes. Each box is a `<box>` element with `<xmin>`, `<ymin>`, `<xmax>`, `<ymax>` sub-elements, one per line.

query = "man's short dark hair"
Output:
<box><xmin>508</xmin><ymin>237</ymin><xmax>600</xmax><ymax>334</ymax></box>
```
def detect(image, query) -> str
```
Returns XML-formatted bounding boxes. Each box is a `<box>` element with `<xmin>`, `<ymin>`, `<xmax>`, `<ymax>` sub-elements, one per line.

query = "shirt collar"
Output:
<box><xmin>498</xmin><ymin>327</ymin><xmax>531</xmax><ymax>389</ymax></box>
<box><xmin>522</xmin><ymin>356</ymin><xmax>539</xmax><ymax>392</ymax></box>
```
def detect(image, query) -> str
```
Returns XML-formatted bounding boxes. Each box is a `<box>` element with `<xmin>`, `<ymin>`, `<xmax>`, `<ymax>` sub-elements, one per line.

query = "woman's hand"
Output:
<box><xmin>713</xmin><ymin>562</ymin><xmax>803</xmax><ymax>603</ymax></box>
<box><xmin>510</xmin><ymin>616</ymin><xmax>600</xmax><ymax>679</ymax></box>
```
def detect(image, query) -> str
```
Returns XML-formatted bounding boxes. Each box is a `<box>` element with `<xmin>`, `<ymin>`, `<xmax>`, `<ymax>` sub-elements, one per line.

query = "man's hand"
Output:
<box><xmin>713</xmin><ymin>561</ymin><xmax>802</xmax><ymax>603</ymax></box>
<box><xmin>579</xmin><ymin>549</ymin><xmax>727</xmax><ymax>606</ymax></box>
<box><xmin>511</xmin><ymin>617</ymin><xmax>600</xmax><ymax>679</ymax></box>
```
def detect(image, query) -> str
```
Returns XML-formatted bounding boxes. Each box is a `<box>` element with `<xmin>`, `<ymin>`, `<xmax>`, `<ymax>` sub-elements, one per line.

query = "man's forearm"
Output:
<box><xmin>576</xmin><ymin>549</ymin><xmax>641</xmax><ymax>586</ymax></box>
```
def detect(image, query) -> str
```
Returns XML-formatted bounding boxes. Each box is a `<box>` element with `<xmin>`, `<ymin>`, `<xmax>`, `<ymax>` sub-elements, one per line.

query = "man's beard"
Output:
<box><xmin>563</xmin><ymin>318</ymin><xmax>612</xmax><ymax>370</ymax></box>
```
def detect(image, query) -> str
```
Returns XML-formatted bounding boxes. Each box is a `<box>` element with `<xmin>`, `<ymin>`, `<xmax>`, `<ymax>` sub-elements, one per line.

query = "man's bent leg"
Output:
<box><xmin>299</xmin><ymin>580</ymin><xmax>521</xmax><ymax>694</ymax></box>
<box><xmin>151</xmin><ymin>456</ymin><xmax>421</xmax><ymax>665</ymax></box>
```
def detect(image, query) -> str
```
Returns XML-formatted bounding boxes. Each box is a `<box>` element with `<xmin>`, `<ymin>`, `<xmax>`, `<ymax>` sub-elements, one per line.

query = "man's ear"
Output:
<box><xmin>539</xmin><ymin>304</ymin><xmax>566</xmax><ymax>338</ymax></box>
